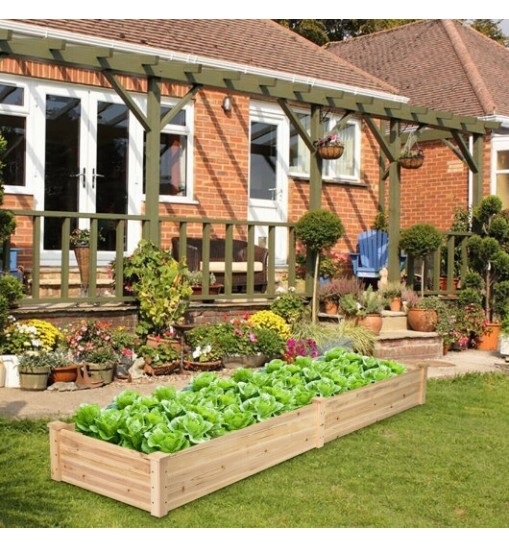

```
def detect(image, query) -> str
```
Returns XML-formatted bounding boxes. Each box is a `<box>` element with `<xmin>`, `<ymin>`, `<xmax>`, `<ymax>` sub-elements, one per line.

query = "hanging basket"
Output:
<box><xmin>398</xmin><ymin>152</ymin><xmax>425</xmax><ymax>169</ymax></box>
<box><xmin>317</xmin><ymin>144</ymin><xmax>344</xmax><ymax>160</ymax></box>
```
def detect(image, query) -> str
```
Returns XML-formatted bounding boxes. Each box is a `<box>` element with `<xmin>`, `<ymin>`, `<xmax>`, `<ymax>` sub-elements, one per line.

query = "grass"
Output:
<box><xmin>1</xmin><ymin>373</ymin><xmax>509</xmax><ymax>528</ymax></box>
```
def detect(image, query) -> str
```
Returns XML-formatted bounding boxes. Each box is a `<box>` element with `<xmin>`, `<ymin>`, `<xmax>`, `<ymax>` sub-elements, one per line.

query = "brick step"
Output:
<box><xmin>381</xmin><ymin>311</ymin><xmax>408</xmax><ymax>332</ymax></box>
<box><xmin>374</xmin><ymin>330</ymin><xmax>443</xmax><ymax>361</ymax></box>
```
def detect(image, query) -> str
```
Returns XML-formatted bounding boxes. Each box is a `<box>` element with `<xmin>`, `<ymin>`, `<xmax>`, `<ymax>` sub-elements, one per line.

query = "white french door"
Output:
<box><xmin>33</xmin><ymin>84</ymin><xmax>143</xmax><ymax>265</ymax></box>
<box><xmin>248</xmin><ymin>103</ymin><xmax>289</xmax><ymax>265</ymax></box>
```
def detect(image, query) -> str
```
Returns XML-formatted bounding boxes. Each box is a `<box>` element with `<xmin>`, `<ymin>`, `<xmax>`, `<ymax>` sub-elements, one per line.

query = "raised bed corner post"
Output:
<box><xmin>388</xmin><ymin>120</ymin><xmax>402</xmax><ymax>284</ymax></box>
<box><xmin>145</xmin><ymin>76</ymin><xmax>162</xmax><ymax>245</ymax></box>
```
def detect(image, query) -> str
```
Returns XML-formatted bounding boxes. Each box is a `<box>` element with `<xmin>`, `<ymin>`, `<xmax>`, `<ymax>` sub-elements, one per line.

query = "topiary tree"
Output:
<box><xmin>399</xmin><ymin>223</ymin><xmax>443</xmax><ymax>298</ymax></box>
<box><xmin>295</xmin><ymin>209</ymin><xmax>344</xmax><ymax>324</ymax></box>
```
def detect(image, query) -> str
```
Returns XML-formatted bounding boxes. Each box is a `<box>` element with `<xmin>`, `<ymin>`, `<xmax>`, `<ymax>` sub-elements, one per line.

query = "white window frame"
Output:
<box><xmin>288</xmin><ymin>110</ymin><xmax>362</xmax><ymax>184</ymax></box>
<box><xmin>0</xmin><ymin>77</ymin><xmax>34</xmax><ymax>196</ymax></box>
<box><xmin>491</xmin><ymin>135</ymin><xmax>509</xmax><ymax>198</ymax></box>
<box><xmin>141</xmin><ymin>98</ymin><xmax>196</xmax><ymax>204</ymax></box>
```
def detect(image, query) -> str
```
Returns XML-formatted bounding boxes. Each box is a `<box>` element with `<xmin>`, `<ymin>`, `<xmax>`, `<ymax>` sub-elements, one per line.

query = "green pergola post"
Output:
<box><xmin>145</xmin><ymin>76</ymin><xmax>162</xmax><ymax>244</ymax></box>
<box><xmin>472</xmin><ymin>134</ymin><xmax>485</xmax><ymax>207</ymax></box>
<box><xmin>388</xmin><ymin>121</ymin><xmax>402</xmax><ymax>284</ymax></box>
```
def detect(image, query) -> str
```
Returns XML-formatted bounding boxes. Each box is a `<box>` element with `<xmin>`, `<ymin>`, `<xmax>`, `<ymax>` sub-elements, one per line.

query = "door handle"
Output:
<box><xmin>92</xmin><ymin>169</ymin><xmax>105</xmax><ymax>189</ymax></box>
<box><xmin>72</xmin><ymin>168</ymin><xmax>87</xmax><ymax>188</ymax></box>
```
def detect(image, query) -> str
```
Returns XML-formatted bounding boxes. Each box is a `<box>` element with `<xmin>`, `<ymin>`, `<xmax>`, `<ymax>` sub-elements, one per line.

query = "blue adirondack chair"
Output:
<box><xmin>349</xmin><ymin>230</ymin><xmax>389</xmax><ymax>279</ymax></box>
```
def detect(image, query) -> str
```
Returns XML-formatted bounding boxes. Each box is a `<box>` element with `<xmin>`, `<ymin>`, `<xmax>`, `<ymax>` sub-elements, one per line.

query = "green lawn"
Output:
<box><xmin>1</xmin><ymin>373</ymin><xmax>509</xmax><ymax>528</ymax></box>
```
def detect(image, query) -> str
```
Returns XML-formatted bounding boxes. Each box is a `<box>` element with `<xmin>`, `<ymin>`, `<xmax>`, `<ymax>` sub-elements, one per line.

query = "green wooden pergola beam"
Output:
<box><xmin>160</xmin><ymin>84</ymin><xmax>202</xmax><ymax>129</ymax></box>
<box><xmin>363</xmin><ymin>114</ymin><xmax>396</xmax><ymax>163</ymax></box>
<box><xmin>441</xmin><ymin>138</ymin><xmax>467</xmax><ymax>164</ymax></box>
<box><xmin>277</xmin><ymin>99</ymin><xmax>315</xmax><ymax>152</ymax></box>
<box><xmin>451</xmin><ymin>130</ymin><xmax>478</xmax><ymax>173</ymax></box>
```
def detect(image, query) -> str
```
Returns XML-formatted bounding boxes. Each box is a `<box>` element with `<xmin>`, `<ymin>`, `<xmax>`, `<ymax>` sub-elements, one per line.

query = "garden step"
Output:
<box><xmin>381</xmin><ymin>311</ymin><xmax>408</xmax><ymax>332</ymax></box>
<box><xmin>375</xmin><ymin>330</ymin><xmax>443</xmax><ymax>361</ymax></box>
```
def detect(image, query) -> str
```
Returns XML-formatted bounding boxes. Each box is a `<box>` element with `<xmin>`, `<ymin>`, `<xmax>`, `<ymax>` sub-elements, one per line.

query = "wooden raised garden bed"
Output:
<box><xmin>49</xmin><ymin>364</ymin><xmax>427</xmax><ymax>517</ymax></box>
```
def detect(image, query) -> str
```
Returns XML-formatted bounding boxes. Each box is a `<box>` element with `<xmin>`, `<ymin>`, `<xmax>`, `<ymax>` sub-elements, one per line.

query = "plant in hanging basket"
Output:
<box><xmin>314</xmin><ymin>134</ymin><xmax>345</xmax><ymax>160</ymax></box>
<box><xmin>398</xmin><ymin>148</ymin><xmax>425</xmax><ymax>169</ymax></box>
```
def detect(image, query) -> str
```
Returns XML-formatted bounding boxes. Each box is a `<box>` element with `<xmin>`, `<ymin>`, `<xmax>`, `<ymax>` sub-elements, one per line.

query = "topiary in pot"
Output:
<box><xmin>399</xmin><ymin>223</ymin><xmax>442</xmax><ymax>299</ymax></box>
<box><xmin>295</xmin><ymin>209</ymin><xmax>344</xmax><ymax>324</ymax></box>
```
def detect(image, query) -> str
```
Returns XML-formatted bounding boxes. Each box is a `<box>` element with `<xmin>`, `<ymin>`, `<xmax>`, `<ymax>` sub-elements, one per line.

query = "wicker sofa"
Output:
<box><xmin>171</xmin><ymin>237</ymin><xmax>268</xmax><ymax>291</ymax></box>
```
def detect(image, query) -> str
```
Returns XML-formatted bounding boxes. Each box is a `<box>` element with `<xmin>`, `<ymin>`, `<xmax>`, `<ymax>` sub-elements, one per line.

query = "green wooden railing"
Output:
<box><xmin>9</xmin><ymin>210</ymin><xmax>300</xmax><ymax>306</ymax></box>
<box><xmin>405</xmin><ymin>231</ymin><xmax>471</xmax><ymax>295</ymax></box>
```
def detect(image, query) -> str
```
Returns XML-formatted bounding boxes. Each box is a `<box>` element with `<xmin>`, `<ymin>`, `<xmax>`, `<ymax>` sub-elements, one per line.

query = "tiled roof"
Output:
<box><xmin>325</xmin><ymin>19</ymin><xmax>509</xmax><ymax>117</ymax></box>
<box><xmin>10</xmin><ymin>19</ymin><xmax>398</xmax><ymax>96</ymax></box>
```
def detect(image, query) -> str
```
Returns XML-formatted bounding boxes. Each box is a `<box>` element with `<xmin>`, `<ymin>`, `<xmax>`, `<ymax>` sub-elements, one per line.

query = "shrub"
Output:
<box><xmin>0</xmin><ymin>274</ymin><xmax>24</xmax><ymax>305</ymax></box>
<box><xmin>399</xmin><ymin>223</ymin><xmax>442</xmax><ymax>260</ymax></box>
<box><xmin>295</xmin><ymin>209</ymin><xmax>344</xmax><ymax>254</ymax></box>
<box><xmin>0</xmin><ymin>318</ymin><xmax>62</xmax><ymax>354</ymax></box>
<box><xmin>270</xmin><ymin>291</ymin><xmax>308</xmax><ymax>326</ymax></box>
<box><xmin>249</xmin><ymin>310</ymin><xmax>291</xmax><ymax>340</ymax></box>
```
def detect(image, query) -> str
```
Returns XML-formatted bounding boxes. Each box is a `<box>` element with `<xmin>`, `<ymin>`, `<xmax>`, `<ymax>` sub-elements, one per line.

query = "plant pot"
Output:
<box><xmin>1</xmin><ymin>355</ymin><xmax>20</xmax><ymax>388</ymax></box>
<box><xmin>389</xmin><ymin>297</ymin><xmax>403</xmax><ymax>312</ymax></box>
<box><xmin>317</xmin><ymin>144</ymin><xmax>344</xmax><ymax>160</ymax></box>
<box><xmin>407</xmin><ymin>308</ymin><xmax>438</xmax><ymax>332</ymax></box>
<box><xmin>439</xmin><ymin>276</ymin><xmax>459</xmax><ymax>291</ymax></box>
<box><xmin>476</xmin><ymin>323</ymin><xmax>501</xmax><ymax>351</ymax></box>
<box><xmin>191</xmin><ymin>284</ymin><xmax>223</xmax><ymax>303</ymax></box>
<box><xmin>322</xmin><ymin>298</ymin><xmax>339</xmax><ymax>315</ymax></box>
<box><xmin>143</xmin><ymin>360</ymin><xmax>180</xmax><ymax>376</ymax></box>
<box><xmin>73</xmin><ymin>246</ymin><xmax>90</xmax><ymax>286</ymax></box>
<box><xmin>398</xmin><ymin>153</ymin><xmax>424</xmax><ymax>169</ymax></box>
<box><xmin>19</xmin><ymin>367</ymin><xmax>51</xmax><ymax>391</ymax></box>
<box><xmin>50</xmin><ymin>365</ymin><xmax>79</xmax><ymax>384</ymax></box>
<box><xmin>499</xmin><ymin>334</ymin><xmax>509</xmax><ymax>357</ymax></box>
<box><xmin>147</xmin><ymin>335</ymin><xmax>183</xmax><ymax>354</ymax></box>
<box><xmin>0</xmin><ymin>360</ymin><xmax>6</xmax><ymax>387</ymax></box>
<box><xmin>357</xmin><ymin>313</ymin><xmax>383</xmax><ymax>335</ymax></box>
<box><xmin>85</xmin><ymin>362</ymin><xmax>115</xmax><ymax>385</ymax></box>
<box><xmin>222</xmin><ymin>354</ymin><xmax>267</xmax><ymax>370</ymax></box>
<box><xmin>184</xmin><ymin>360</ymin><xmax>223</xmax><ymax>372</ymax></box>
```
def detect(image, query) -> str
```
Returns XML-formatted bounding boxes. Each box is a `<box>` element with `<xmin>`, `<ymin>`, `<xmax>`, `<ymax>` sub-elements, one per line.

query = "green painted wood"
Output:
<box><xmin>451</xmin><ymin>130</ymin><xmax>478</xmax><ymax>173</ymax></box>
<box><xmin>60</xmin><ymin>218</ymin><xmax>70</xmax><ymax>299</ymax></box>
<box><xmin>432</xmin><ymin>248</ymin><xmax>441</xmax><ymax>292</ymax></box>
<box><xmin>406</xmin><ymin>256</ymin><xmax>415</xmax><ymax>288</ymax></box>
<box><xmin>246</xmin><ymin>225</ymin><xmax>255</xmax><ymax>295</ymax></box>
<box><xmin>201</xmin><ymin>223</ymin><xmax>211</xmax><ymax>295</ymax></box>
<box><xmin>278</xmin><ymin>99</ymin><xmax>315</xmax><ymax>152</ymax></box>
<box><xmin>287</xmin><ymin>227</ymin><xmax>296</xmax><ymax>290</ymax></box>
<box><xmin>267</xmin><ymin>226</ymin><xmax>276</xmax><ymax>296</ymax></box>
<box><xmin>447</xmin><ymin>235</ymin><xmax>455</xmax><ymax>291</ymax></box>
<box><xmin>32</xmin><ymin>216</ymin><xmax>41</xmax><ymax>299</ymax></box>
<box><xmin>363</xmin><ymin>115</ymin><xmax>396</xmax><ymax>162</ymax></box>
<box><xmin>115</xmin><ymin>220</ymin><xmax>125</xmax><ymax>299</ymax></box>
<box><xmin>224</xmin><ymin>224</ymin><xmax>234</xmax><ymax>298</ymax></box>
<box><xmin>379</xmin><ymin>121</ymin><xmax>387</xmax><ymax>209</ymax></box>
<box><xmin>387</xmin><ymin>121</ymin><xmax>402</xmax><ymax>284</ymax></box>
<box><xmin>472</xmin><ymin>135</ymin><xmax>485</xmax><ymax>207</ymax></box>
<box><xmin>441</xmin><ymin>138</ymin><xmax>467</xmax><ymax>164</ymax></box>
<box><xmin>1</xmin><ymin>240</ymin><xmax>9</xmax><ymax>272</ymax></box>
<box><xmin>160</xmin><ymin>85</ymin><xmax>202</xmax><ymax>129</ymax></box>
<box><xmin>145</xmin><ymin>76</ymin><xmax>162</xmax><ymax>243</ymax></box>
<box><xmin>461</xmin><ymin>236</ymin><xmax>469</xmax><ymax>282</ymax></box>
<box><xmin>88</xmin><ymin>219</ymin><xmax>98</xmax><ymax>298</ymax></box>
<box><xmin>327</xmin><ymin>110</ymin><xmax>356</xmax><ymax>137</ymax></box>
<box><xmin>20</xmin><ymin>296</ymin><xmax>137</xmax><ymax>305</ymax></box>
<box><xmin>11</xmin><ymin>209</ymin><xmax>147</xmax><ymax>221</ymax></box>
<box><xmin>309</xmin><ymin>105</ymin><xmax>322</xmax><ymax>211</ymax></box>
<box><xmin>100</xmin><ymin>70</ymin><xmax>150</xmax><ymax>131</ymax></box>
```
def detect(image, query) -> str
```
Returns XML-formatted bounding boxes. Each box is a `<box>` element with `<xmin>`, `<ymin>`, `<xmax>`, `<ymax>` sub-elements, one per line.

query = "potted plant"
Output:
<box><xmin>314</xmin><ymin>134</ymin><xmax>344</xmax><ymax>160</ymax></box>
<box><xmin>356</xmin><ymin>287</ymin><xmax>384</xmax><ymax>335</ymax></box>
<box><xmin>185</xmin><ymin>343</ymin><xmax>223</xmax><ymax>372</ymax></box>
<box><xmin>406</xmin><ymin>294</ymin><xmax>441</xmax><ymax>333</ymax></box>
<box><xmin>80</xmin><ymin>347</ymin><xmax>117</xmax><ymax>384</ymax></box>
<box><xmin>380</xmin><ymin>282</ymin><xmax>405</xmax><ymax>312</ymax></box>
<box><xmin>270</xmin><ymin>288</ymin><xmax>309</xmax><ymax>328</ymax></box>
<box><xmin>123</xmin><ymin>241</ymin><xmax>192</xmax><ymax>344</ymax></box>
<box><xmin>499</xmin><ymin>313</ymin><xmax>509</xmax><ymax>360</ymax></box>
<box><xmin>48</xmin><ymin>350</ymin><xmax>78</xmax><ymax>384</ymax></box>
<box><xmin>187</xmin><ymin>270</ymin><xmax>222</xmax><ymax>301</ymax></box>
<box><xmin>398</xmin><ymin>131</ymin><xmax>424</xmax><ymax>169</ymax></box>
<box><xmin>18</xmin><ymin>352</ymin><xmax>53</xmax><ymax>391</ymax></box>
<box><xmin>318</xmin><ymin>281</ymin><xmax>340</xmax><ymax>315</ymax></box>
<box><xmin>138</xmin><ymin>343</ymin><xmax>180</xmax><ymax>376</ymax></box>
<box><xmin>295</xmin><ymin>209</ymin><xmax>344</xmax><ymax>324</ymax></box>
<box><xmin>69</xmin><ymin>228</ymin><xmax>104</xmax><ymax>288</ymax></box>
<box><xmin>400</xmin><ymin>223</ymin><xmax>443</xmax><ymax>299</ymax></box>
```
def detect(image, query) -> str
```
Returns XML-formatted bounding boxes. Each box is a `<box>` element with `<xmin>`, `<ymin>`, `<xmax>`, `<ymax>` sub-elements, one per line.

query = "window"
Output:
<box><xmin>289</xmin><ymin>112</ymin><xmax>361</xmax><ymax>182</ymax></box>
<box><xmin>0</xmin><ymin>83</ymin><xmax>27</xmax><ymax>187</ymax></box>
<box><xmin>495</xmin><ymin>149</ymin><xmax>509</xmax><ymax>208</ymax></box>
<box><xmin>143</xmin><ymin>105</ymin><xmax>193</xmax><ymax>200</ymax></box>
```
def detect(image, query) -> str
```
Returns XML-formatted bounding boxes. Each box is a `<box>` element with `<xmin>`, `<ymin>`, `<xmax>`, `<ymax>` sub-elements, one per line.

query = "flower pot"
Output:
<box><xmin>398</xmin><ymin>153</ymin><xmax>424</xmax><ymax>169</ymax></box>
<box><xmin>322</xmin><ymin>299</ymin><xmax>339</xmax><ymax>315</ymax></box>
<box><xmin>50</xmin><ymin>365</ymin><xmax>78</xmax><ymax>384</ymax></box>
<box><xmin>147</xmin><ymin>335</ymin><xmax>183</xmax><ymax>354</ymax></box>
<box><xmin>73</xmin><ymin>246</ymin><xmax>90</xmax><ymax>286</ymax></box>
<box><xmin>407</xmin><ymin>308</ymin><xmax>438</xmax><ymax>332</ymax></box>
<box><xmin>476</xmin><ymin>323</ymin><xmax>501</xmax><ymax>351</ymax></box>
<box><xmin>0</xmin><ymin>360</ymin><xmax>6</xmax><ymax>387</ymax></box>
<box><xmin>191</xmin><ymin>284</ymin><xmax>223</xmax><ymax>303</ymax></box>
<box><xmin>389</xmin><ymin>297</ymin><xmax>403</xmax><ymax>312</ymax></box>
<box><xmin>19</xmin><ymin>367</ymin><xmax>51</xmax><ymax>391</ymax></box>
<box><xmin>143</xmin><ymin>360</ymin><xmax>180</xmax><ymax>376</ymax></box>
<box><xmin>1</xmin><ymin>355</ymin><xmax>20</xmax><ymax>388</ymax></box>
<box><xmin>85</xmin><ymin>362</ymin><xmax>115</xmax><ymax>384</ymax></box>
<box><xmin>499</xmin><ymin>334</ymin><xmax>509</xmax><ymax>357</ymax></box>
<box><xmin>439</xmin><ymin>276</ymin><xmax>459</xmax><ymax>291</ymax></box>
<box><xmin>184</xmin><ymin>360</ymin><xmax>223</xmax><ymax>372</ymax></box>
<box><xmin>222</xmin><ymin>354</ymin><xmax>267</xmax><ymax>370</ymax></box>
<box><xmin>317</xmin><ymin>144</ymin><xmax>344</xmax><ymax>160</ymax></box>
<box><xmin>357</xmin><ymin>314</ymin><xmax>383</xmax><ymax>335</ymax></box>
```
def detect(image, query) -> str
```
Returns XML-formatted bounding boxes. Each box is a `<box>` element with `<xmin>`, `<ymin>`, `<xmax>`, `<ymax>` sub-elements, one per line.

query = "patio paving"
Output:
<box><xmin>0</xmin><ymin>350</ymin><xmax>507</xmax><ymax>420</ymax></box>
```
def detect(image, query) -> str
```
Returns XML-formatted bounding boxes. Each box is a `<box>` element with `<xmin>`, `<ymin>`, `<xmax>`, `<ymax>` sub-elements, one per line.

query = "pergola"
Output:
<box><xmin>0</xmin><ymin>25</ymin><xmax>500</xmax><ymax>283</ymax></box>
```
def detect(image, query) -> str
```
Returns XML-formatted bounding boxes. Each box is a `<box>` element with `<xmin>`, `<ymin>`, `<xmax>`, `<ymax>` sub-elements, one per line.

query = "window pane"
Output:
<box><xmin>160</xmin><ymin>134</ymin><xmax>187</xmax><ymax>196</ymax></box>
<box><xmin>0</xmin><ymin>114</ymin><xmax>26</xmax><ymax>186</ymax></box>
<box><xmin>497</xmin><ymin>173</ymin><xmax>509</xmax><ymax>209</ymax></box>
<box><xmin>497</xmin><ymin>150</ymin><xmax>509</xmax><ymax>171</ymax></box>
<box><xmin>289</xmin><ymin>113</ymin><xmax>310</xmax><ymax>173</ymax></box>
<box><xmin>160</xmin><ymin>106</ymin><xmax>186</xmax><ymax>126</ymax></box>
<box><xmin>327</xmin><ymin>124</ymin><xmax>356</xmax><ymax>179</ymax></box>
<box><xmin>0</xmin><ymin>84</ymin><xmax>24</xmax><ymax>106</ymax></box>
<box><xmin>250</xmin><ymin>121</ymin><xmax>277</xmax><ymax>200</ymax></box>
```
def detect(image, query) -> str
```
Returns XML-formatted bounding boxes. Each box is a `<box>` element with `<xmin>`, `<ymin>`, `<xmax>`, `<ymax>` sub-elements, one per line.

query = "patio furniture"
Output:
<box><xmin>349</xmin><ymin>230</ymin><xmax>389</xmax><ymax>279</ymax></box>
<box><xmin>171</xmin><ymin>237</ymin><xmax>268</xmax><ymax>291</ymax></box>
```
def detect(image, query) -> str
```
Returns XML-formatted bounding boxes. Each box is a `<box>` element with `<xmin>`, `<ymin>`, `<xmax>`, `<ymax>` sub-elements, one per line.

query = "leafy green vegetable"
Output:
<box><xmin>113</xmin><ymin>390</ymin><xmax>141</xmax><ymax>410</ymax></box>
<box><xmin>170</xmin><ymin>412</ymin><xmax>214</xmax><ymax>444</ymax></box>
<box><xmin>243</xmin><ymin>394</ymin><xmax>283</xmax><ymax>421</ymax></box>
<box><xmin>74</xmin><ymin>404</ymin><xmax>101</xmax><ymax>436</ymax></box>
<box><xmin>143</xmin><ymin>424</ymin><xmax>189</xmax><ymax>454</ymax></box>
<box><xmin>222</xmin><ymin>405</ymin><xmax>255</xmax><ymax>431</ymax></box>
<box><xmin>89</xmin><ymin>409</ymin><xmax>124</xmax><ymax>443</ymax></box>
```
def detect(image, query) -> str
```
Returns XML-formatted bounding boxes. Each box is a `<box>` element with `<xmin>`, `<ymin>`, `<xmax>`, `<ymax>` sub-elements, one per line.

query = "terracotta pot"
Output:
<box><xmin>147</xmin><ymin>335</ymin><xmax>183</xmax><ymax>354</ymax></box>
<box><xmin>357</xmin><ymin>313</ymin><xmax>383</xmax><ymax>335</ymax></box>
<box><xmin>476</xmin><ymin>323</ymin><xmax>501</xmax><ymax>351</ymax></box>
<box><xmin>439</xmin><ymin>276</ymin><xmax>459</xmax><ymax>291</ymax></box>
<box><xmin>323</xmin><ymin>299</ymin><xmax>339</xmax><ymax>315</ymax></box>
<box><xmin>389</xmin><ymin>297</ymin><xmax>402</xmax><ymax>312</ymax></box>
<box><xmin>50</xmin><ymin>365</ymin><xmax>78</xmax><ymax>384</ymax></box>
<box><xmin>407</xmin><ymin>308</ymin><xmax>438</xmax><ymax>332</ymax></box>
